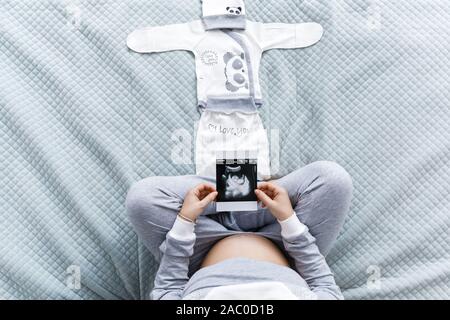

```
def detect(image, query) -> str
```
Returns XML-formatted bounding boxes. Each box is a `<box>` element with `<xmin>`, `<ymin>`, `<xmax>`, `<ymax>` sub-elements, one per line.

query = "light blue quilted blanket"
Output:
<box><xmin>1</xmin><ymin>0</ymin><xmax>449</xmax><ymax>299</ymax></box>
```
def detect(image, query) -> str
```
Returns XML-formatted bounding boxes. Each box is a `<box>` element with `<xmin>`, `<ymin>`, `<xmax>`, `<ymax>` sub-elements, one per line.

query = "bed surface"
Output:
<box><xmin>0</xmin><ymin>0</ymin><xmax>449</xmax><ymax>299</ymax></box>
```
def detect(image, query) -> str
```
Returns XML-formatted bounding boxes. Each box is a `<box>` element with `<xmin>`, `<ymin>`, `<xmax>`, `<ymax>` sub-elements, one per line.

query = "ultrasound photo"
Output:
<box><xmin>216</xmin><ymin>158</ymin><xmax>258</xmax><ymax>212</ymax></box>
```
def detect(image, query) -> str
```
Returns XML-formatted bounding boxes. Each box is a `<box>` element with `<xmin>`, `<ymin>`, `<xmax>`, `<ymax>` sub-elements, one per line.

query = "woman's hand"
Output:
<box><xmin>255</xmin><ymin>182</ymin><xmax>294</xmax><ymax>221</ymax></box>
<box><xmin>179</xmin><ymin>183</ymin><xmax>218</xmax><ymax>221</ymax></box>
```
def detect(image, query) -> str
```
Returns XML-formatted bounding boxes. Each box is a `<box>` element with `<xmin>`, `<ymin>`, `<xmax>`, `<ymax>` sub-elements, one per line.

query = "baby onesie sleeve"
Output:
<box><xmin>127</xmin><ymin>20</ymin><xmax>204</xmax><ymax>53</ymax></box>
<box><xmin>248</xmin><ymin>21</ymin><xmax>324</xmax><ymax>51</ymax></box>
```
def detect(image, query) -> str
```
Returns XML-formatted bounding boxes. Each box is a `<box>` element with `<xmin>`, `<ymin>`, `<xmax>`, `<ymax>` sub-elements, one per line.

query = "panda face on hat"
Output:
<box><xmin>226</xmin><ymin>6</ymin><xmax>242</xmax><ymax>15</ymax></box>
<box><xmin>201</xmin><ymin>0</ymin><xmax>246</xmax><ymax>30</ymax></box>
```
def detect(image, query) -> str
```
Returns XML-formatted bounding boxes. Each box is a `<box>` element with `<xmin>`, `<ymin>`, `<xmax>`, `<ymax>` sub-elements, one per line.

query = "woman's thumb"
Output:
<box><xmin>255</xmin><ymin>189</ymin><xmax>273</xmax><ymax>208</ymax></box>
<box><xmin>201</xmin><ymin>191</ymin><xmax>218</xmax><ymax>205</ymax></box>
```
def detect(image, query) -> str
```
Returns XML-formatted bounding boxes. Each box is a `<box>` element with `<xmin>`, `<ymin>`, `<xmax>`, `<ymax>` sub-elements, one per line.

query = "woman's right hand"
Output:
<box><xmin>179</xmin><ymin>183</ymin><xmax>218</xmax><ymax>222</ymax></box>
<box><xmin>255</xmin><ymin>182</ymin><xmax>294</xmax><ymax>221</ymax></box>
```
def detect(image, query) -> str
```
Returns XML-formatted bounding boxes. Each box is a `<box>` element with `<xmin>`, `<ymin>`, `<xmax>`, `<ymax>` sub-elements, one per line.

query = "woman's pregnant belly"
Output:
<box><xmin>201</xmin><ymin>234</ymin><xmax>290</xmax><ymax>268</ymax></box>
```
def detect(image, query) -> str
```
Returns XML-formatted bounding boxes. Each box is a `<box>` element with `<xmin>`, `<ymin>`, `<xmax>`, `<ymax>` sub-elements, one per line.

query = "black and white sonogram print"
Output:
<box><xmin>216</xmin><ymin>158</ymin><xmax>257</xmax><ymax>202</ymax></box>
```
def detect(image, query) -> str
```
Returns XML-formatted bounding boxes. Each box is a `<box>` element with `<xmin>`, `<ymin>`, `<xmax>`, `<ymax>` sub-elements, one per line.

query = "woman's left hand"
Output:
<box><xmin>255</xmin><ymin>182</ymin><xmax>294</xmax><ymax>221</ymax></box>
<box><xmin>179</xmin><ymin>183</ymin><xmax>218</xmax><ymax>221</ymax></box>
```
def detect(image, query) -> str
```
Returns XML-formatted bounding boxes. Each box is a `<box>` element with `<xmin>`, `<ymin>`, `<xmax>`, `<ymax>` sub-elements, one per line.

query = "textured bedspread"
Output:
<box><xmin>0</xmin><ymin>0</ymin><xmax>449</xmax><ymax>299</ymax></box>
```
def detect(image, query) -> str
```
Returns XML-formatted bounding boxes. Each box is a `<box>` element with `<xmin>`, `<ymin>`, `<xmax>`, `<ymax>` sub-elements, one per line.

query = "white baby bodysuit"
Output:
<box><xmin>127</xmin><ymin>20</ymin><xmax>323</xmax><ymax>110</ymax></box>
<box><xmin>127</xmin><ymin>19</ymin><xmax>323</xmax><ymax>179</ymax></box>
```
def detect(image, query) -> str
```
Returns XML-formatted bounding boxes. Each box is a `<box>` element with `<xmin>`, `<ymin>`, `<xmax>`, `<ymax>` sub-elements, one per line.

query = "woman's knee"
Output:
<box><xmin>311</xmin><ymin>161</ymin><xmax>353</xmax><ymax>200</ymax></box>
<box><xmin>125</xmin><ymin>177</ymin><xmax>164</xmax><ymax>225</ymax></box>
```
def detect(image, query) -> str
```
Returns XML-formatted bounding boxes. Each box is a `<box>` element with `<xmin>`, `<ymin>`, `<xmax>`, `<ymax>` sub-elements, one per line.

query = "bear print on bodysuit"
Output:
<box><xmin>224</xmin><ymin>52</ymin><xmax>249</xmax><ymax>92</ymax></box>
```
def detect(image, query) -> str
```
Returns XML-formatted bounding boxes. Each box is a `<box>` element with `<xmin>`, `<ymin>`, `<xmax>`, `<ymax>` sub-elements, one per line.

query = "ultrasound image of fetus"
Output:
<box><xmin>222</xmin><ymin>165</ymin><xmax>251</xmax><ymax>200</ymax></box>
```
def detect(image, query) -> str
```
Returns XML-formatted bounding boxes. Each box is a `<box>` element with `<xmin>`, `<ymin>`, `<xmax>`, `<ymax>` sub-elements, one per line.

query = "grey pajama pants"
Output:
<box><xmin>125</xmin><ymin>161</ymin><xmax>353</xmax><ymax>276</ymax></box>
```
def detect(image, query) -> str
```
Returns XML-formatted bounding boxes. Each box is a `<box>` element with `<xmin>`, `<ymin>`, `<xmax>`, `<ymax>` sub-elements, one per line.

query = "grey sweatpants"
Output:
<box><xmin>125</xmin><ymin>161</ymin><xmax>353</xmax><ymax>275</ymax></box>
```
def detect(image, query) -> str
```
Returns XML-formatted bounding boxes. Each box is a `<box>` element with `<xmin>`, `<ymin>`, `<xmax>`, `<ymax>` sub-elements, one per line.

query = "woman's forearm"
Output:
<box><xmin>150</xmin><ymin>217</ymin><xmax>196</xmax><ymax>300</ymax></box>
<box><xmin>151</xmin><ymin>183</ymin><xmax>218</xmax><ymax>299</ymax></box>
<box><xmin>279</xmin><ymin>214</ymin><xmax>344</xmax><ymax>300</ymax></box>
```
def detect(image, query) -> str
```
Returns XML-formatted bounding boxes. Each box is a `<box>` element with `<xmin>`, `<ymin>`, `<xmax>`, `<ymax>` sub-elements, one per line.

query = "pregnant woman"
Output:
<box><xmin>125</xmin><ymin>161</ymin><xmax>353</xmax><ymax>300</ymax></box>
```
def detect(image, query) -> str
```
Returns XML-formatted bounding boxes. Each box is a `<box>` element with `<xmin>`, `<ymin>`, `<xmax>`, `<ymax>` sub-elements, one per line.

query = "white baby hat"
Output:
<box><xmin>201</xmin><ymin>0</ymin><xmax>246</xmax><ymax>30</ymax></box>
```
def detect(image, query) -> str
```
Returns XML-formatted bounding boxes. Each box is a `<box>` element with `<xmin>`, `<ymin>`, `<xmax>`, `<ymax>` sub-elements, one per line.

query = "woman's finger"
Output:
<box><xmin>260</xmin><ymin>182</ymin><xmax>288</xmax><ymax>199</ymax></box>
<box><xmin>255</xmin><ymin>189</ymin><xmax>274</xmax><ymax>208</ymax></box>
<box><xmin>257</xmin><ymin>182</ymin><xmax>278</xmax><ymax>193</ymax></box>
<box><xmin>197</xmin><ymin>183</ymin><xmax>216</xmax><ymax>192</ymax></box>
<box><xmin>194</xmin><ymin>183</ymin><xmax>216</xmax><ymax>197</ymax></box>
<box><xmin>200</xmin><ymin>191</ymin><xmax>218</xmax><ymax>206</ymax></box>
<box><xmin>263</xmin><ymin>189</ymin><xmax>275</xmax><ymax>197</ymax></box>
<box><xmin>257</xmin><ymin>186</ymin><xmax>275</xmax><ymax>198</ymax></box>
<box><xmin>198</xmin><ymin>191</ymin><xmax>209</xmax><ymax>200</ymax></box>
